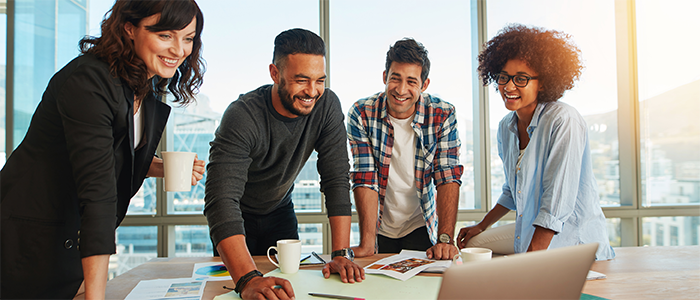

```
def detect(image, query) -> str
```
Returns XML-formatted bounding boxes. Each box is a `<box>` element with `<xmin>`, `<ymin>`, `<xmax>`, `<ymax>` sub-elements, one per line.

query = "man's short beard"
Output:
<box><xmin>278</xmin><ymin>77</ymin><xmax>312</xmax><ymax>117</ymax></box>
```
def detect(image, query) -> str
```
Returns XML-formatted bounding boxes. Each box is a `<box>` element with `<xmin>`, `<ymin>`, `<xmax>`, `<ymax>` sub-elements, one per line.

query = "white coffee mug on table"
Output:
<box><xmin>452</xmin><ymin>247</ymin><xmax>493</xmax><ymax>265</ymax></box>
<box><xmin>267</xmin><ymin>239</ymin><xmax>302</xmax><ymax>274</ymax></box>
<box><xmin>161</xmin><ymin>151</ymin><xmax>196</xmax><ymax>192</ymax></box>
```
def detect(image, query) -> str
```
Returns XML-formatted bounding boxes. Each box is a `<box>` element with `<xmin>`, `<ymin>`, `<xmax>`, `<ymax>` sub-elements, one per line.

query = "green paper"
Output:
<box><xmin>580</xmin><ymin>293</ymin><xmax>610</xmax><ymax>300</ymax></box>
<box><xmin>214</xmin><ymin>269</ymin><xmax>442</xmax><ymax>300</ymax></box>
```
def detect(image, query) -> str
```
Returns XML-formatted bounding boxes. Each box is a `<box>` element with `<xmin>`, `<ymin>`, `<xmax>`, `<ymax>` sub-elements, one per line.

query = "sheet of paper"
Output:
<box><xmin>586</xmin><ymin>270</ymin><xmax>606</xmax><ymax>280</ymax></box>
<box><xmin>364</xmin><ymin>250</ymin><xmax>451</xmax><ymax>280</ymax></box>
<box><xmin>213</xmin><ymin>269</ymin><xmax>442</xmax><ymax>300</ymax></box>
<box><xmin>399</xmin><ymin>249</ymin><xmax>453</xmax><ymax>273</ymax></box>
<box><xmin>192</xmin><ymin>262</ymin><xmax>231</xmax><ymax>281</ymax></box>
<box><xmin>125</xmin><ymin>278</ymin><xmax>205</xmax><ymax>300</ymax></box>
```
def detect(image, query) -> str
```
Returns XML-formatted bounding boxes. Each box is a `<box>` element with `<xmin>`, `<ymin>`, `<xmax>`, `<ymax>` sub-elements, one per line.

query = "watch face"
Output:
<box><xmin>332</xmin><ymin>248</ymin><xmax>354</xmax><ymax>261</ymax></box>
<box><xmin>439</xmin><ymin>233</ymin><xmax>451</xmax><ymax>243</ymax></box>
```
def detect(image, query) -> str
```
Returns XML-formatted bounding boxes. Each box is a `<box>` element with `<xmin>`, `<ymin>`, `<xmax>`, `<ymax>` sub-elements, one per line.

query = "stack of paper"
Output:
<box><xmin>124</xmin><ymin>278</ymin><xmax>205</xmax><ymax>300</ymax></box>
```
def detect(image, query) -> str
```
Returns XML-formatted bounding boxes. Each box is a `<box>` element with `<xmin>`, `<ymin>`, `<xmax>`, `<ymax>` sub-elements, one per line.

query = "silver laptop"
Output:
<box><xmin>437</xmin><ymin>243</ymin><xmax>598</xmax><ymax>300</ymax></box>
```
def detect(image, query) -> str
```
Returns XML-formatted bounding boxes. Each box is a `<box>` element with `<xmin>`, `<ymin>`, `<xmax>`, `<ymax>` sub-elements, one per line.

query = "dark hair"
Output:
<box><xmin>385</xmin><ymin>38</ymin><xmax>430</xmax><ymax>85</ymax></box>
<box><xmin>79</xmin><ymin>0</ymin><xmax>205</xmax><ymax>105</ymax></box>
<box><xmin>272</xmin><ymin>28</ymin><xmax>326</xmax><ymax>68</ymax></box>
<box><xmin>478</xmin><ymin>24</ymin><xmax>582</xmax><ymax>103</ymax></box>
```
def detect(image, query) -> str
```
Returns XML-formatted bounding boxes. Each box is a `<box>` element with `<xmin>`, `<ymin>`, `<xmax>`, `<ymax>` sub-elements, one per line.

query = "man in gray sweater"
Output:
<box><xmin>204</xmin><ymin>28</ymin><xmax>364</xmax><ymax>299</ymax></box>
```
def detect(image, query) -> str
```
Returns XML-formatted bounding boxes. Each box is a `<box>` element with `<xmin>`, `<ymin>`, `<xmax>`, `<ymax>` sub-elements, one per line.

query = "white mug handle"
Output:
<box><xmin>452</xmin><ymin>253</ymin><xmax>462</xmax><ymax>265</ymax></box>
<box><xmin>267</xmin><ymin>246</ymin><xmax>280</xmax><ymax>268</ymax></box>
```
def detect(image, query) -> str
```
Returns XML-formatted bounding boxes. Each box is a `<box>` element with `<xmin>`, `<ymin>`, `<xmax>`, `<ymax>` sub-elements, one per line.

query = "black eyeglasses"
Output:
<box><xmin>495</xmin><ymin>73</ymin><xmax>538</xmax><ymax>87</ymax></box>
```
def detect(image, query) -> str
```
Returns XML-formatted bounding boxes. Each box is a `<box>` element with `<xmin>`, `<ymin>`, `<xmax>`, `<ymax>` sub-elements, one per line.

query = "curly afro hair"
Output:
<box><xmin>478</xmin><ymin>24</ymin><xmax>583</xmax><ymax>103</ymax></box>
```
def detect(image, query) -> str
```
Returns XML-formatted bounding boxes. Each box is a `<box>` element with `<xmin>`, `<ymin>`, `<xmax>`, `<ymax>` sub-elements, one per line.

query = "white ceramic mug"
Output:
<box><xmin>267</xmin><ymin>239</ymin><xmax>302</xmax><ymax>274</ymax></box>
<box><xmin>161</xmin><ymin>151</ymin><xmax>196</xmax><ymax>192</ymax></box>
<box><xmin>452</xmin><ymin>247</ymin><xmax>493</xmax><ymax>264</ymax></box>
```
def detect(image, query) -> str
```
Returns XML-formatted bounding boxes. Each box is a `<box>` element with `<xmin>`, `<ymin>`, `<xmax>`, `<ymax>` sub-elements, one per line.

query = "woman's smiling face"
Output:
<box><xmin>125</xmin><ymin>14</ymin><xmax>197</xmax><ymax>79</ymax></box>
<box><xmin>498</xmin><ymin>59</ymin><xmax>541</xmax><ymax>117</ymax></box>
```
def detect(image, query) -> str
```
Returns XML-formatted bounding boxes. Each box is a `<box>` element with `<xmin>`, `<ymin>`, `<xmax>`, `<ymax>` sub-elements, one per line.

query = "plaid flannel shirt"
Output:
<box><xmin>347</xmin><ymin>92</ymin><xmax>463</xmax><ymax>244</ymax></box>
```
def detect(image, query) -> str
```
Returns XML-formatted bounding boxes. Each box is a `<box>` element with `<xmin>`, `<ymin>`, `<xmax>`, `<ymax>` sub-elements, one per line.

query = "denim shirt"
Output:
<box><xmin>496</xmin><ymin>101</ymin><xmax>615</xmax><ymax>260</ymax></box>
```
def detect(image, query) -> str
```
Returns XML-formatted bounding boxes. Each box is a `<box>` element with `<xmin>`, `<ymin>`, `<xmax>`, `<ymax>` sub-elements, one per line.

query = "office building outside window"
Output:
<box><xmin>636</xmin><ymin>0</ymin><xmax>700</xmax><ymax>207</ymax></box>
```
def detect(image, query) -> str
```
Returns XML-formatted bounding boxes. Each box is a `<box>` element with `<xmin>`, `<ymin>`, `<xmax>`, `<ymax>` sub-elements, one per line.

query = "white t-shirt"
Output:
<box><xmin>133</xmin><ymin>105</ymin><xmax>144</xmax><ymax>149</ymax></box>
<box><xmin>378</xmin><ymin>114</ymin><xmax>425</xmax><ymax>239</ymax></box>
<box><xmin>517</xmin><ymin>149</ymin><xmax>525</xmax><ymax>169</ymax></box>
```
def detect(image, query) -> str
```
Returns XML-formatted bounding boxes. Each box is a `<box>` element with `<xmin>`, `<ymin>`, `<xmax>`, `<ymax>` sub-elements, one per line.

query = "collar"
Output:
<box><xmin>506</xmin><ymin>102</ymin><xmax>548</xmax><ymax>137</ymax></box>
<box><xmin>378</xmin><ymin>92</ymin><xmax>428</xmax><ymax>127</ymax></box>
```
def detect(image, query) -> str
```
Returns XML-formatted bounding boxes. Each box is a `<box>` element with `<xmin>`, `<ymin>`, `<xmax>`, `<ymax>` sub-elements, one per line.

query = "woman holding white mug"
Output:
<box><xmin>1</xmin><ymin>1</ymin><xmax>205</xmax><ymax>298</ymax></box>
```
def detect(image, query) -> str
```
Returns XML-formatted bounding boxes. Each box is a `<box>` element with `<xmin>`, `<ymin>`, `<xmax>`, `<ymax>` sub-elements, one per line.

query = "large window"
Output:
<box><xmin>186</xmin><ymin>0</ymin><xmax>321</xmax><ymax>214</ymax></box>
<box><xmin>486</xmin><ymin>0</ymin><xmax>620</xmax><ymax>207</ymax></box>
<box><xmin>329</xmin><ymin>0</ymin><xmax>475</xmax><ymax>209</ymax></box>
<box><xmin>11</xmin><ymin>0</ymin><xmax>87</xmax><ymax>149</ymax></box>
<box><xmin>1</xmin><ymin>10</ymin><xmax>6</xmax><ymax>168</ymax></box>
<box><xmin>636</xmin><ymin>0</ymin><xmax>700</xmax><ymax>207</ymax></box>
<box><xmin>4</xmin><ymin>0</ymin><xmax>698</xmax><ymax>278</ymax></box>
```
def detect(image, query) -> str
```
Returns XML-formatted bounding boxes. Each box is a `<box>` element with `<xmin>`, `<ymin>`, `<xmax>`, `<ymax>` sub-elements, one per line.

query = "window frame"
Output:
<box><xmin>5</xmin><ymin>0</ymin><xmax>699</xmax><ymax>258</ymax></box>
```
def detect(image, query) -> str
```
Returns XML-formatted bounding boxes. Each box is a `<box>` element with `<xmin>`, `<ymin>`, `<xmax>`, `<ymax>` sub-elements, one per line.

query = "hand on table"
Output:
<box><xmin>457</xmin><ymin>224</ymin><xmax>485</xmax><ymax>249</ymax></box>
<box><xmin>322</xmin><ymin>256</ymin><xmax>365</xmax><ymax>283</ymax></box>
<box><xmin>240</xmin><ymin>276</ymin><xmax>294</xmax><ymax>300</ymax></box>
<box><xmin>191</xmin><ymin>154</ymin><xmax>205</xmax><ymax>185</ymax></box>
<box><xmin>426</xmin><ymin>243</ymin><xmax>459</xmax><ymax>260</ymax></box>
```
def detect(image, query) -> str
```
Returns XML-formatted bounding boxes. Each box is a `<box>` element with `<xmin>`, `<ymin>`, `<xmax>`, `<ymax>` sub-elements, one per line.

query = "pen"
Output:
<box><xmin>311</xmin><ymin>251</ymin><xmax>327</xmax><ymax>264</ymax></box>
<box><xmin>300</xmin><ymin>254</ymin><xmax>312</xmax><ymax>263</ymax></box>
<box><xmin>309</xmin><ymin>292</ymin><xmax>365</xmax><ymax>300</ymax></box>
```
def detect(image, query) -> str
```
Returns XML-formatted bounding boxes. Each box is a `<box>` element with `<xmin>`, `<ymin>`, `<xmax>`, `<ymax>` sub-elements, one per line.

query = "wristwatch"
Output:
<box><xmin>438</xmin><ymin>233</ymin><xmax>453</xmax><ymax>244</ymax></box>
<box><xmin>331</xmin><ymin>248</ymin><xmax>355</xmax><ymax>261</ymax></box>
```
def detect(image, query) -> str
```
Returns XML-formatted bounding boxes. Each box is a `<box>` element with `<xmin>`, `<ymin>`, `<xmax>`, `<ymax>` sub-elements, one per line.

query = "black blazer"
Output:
<box><xmin>0</xmin><ymin>54</ymin><xmax>171</xmax><ymax>298</ymax></box>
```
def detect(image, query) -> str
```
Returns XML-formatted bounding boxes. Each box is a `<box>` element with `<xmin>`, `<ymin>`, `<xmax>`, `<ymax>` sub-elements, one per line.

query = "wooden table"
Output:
<box><xmin>583</xmin><ymin>246</ymin><xmax>699</xmax><ymax>299</ymax></box>
<box><xmin>81</xmin><ymin>246</ymin><xmax>700</xmax><ymax>300</ymax></box>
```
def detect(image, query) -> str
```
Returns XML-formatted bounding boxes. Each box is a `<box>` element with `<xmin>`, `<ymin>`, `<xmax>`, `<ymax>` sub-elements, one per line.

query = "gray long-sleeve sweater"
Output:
<box><xmin>204</xmin><ymin>85</ymin><xmax>351</xmax><ymax>247</ymax></box>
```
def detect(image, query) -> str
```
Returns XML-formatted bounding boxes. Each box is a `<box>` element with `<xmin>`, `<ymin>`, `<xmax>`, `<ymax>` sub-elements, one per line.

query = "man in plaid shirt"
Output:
<box><xmin>347</xmin><ymin>39</ymin><xmax>463</xmax><ymax>260</ymax></box>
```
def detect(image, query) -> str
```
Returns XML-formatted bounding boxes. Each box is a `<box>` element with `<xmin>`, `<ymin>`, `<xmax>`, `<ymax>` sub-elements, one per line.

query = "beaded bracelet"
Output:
<box><xmin>234</xmin><ymin>270</ymin><xmax>263</xmax><ymax>295</ymax></box>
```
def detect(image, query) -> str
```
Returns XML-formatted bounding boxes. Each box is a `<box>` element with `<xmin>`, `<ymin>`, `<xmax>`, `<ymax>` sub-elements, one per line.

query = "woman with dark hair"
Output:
<box><xmin>0</xmin><ymin>0</ymin><xmax>205</xmax><ymax>298</ymax></box>
<box><xmin>457</xmin><ymin>24</ymin><xmax>614</xmax><ymax>260</ymax></box>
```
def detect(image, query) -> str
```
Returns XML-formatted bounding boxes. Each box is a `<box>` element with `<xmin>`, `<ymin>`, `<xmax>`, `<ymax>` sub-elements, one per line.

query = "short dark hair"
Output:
<box><xmin>478</xmin><ymin>24</ymin><xmax>583</xmax><ymax>103</ymax></box>
<box><xmin>385</xmin><ymin>38</ymin><xmax>430</xmax><ymax>84</ymax></box>
<box><xmin>272</xmin><ymin>28</ymin><xmax>326</xmax><ymax>68</ymax></box>
<box><xmin>80</xmin><ymin>0</ymin><xmax>205</xmax><ymax>105</ymax></box>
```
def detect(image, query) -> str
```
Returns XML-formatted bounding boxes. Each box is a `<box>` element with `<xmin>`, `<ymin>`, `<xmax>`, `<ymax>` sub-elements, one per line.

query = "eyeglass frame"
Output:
<box><xmin>495</xmin><ymin>73</ymin><xmax>539</xmax><ymax>88</ymax></box>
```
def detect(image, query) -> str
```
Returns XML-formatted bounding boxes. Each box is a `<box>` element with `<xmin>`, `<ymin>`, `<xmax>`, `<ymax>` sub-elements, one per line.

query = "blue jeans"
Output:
<box><xmin>377</xmin><ymin>226</ymin><xmax>433</xmax><ymax>253</ymax></box>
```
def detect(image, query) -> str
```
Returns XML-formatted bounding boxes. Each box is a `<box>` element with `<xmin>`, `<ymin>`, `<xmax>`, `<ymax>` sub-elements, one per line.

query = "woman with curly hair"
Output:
<box><xmin>1</xmin><ymin>0</ymin><xmax>205</xmax><ymax>298</ymax></box>
<box><xmin>457</xmin><ymin>24</ymin><xmax>614</xmax><ymax>260</ymax></box>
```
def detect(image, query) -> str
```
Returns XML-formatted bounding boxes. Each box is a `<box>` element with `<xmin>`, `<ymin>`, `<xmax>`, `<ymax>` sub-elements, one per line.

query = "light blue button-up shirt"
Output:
<box><xmin>497</xmin><ymin>101</ymin><xmax>615</xmax><ymax>260</ymax></box>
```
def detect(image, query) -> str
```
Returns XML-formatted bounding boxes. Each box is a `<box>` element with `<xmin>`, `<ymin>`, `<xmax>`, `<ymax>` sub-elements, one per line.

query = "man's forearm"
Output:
<box><xmin>436</xmin><ymin>182</ymin><xmax>460</xmax><ymax>240</ymax></box>
<box><xmin>353</xmin><ymin>187</ymin><xmax>379</xmax><ymax>250</ymax></box>
<box><xmin>216</xmin><ymin>235</ymin><xmax>257</xmax><ymax>281</ymax></box>
<box><xmin>328</xmin><ymin>215</ymin><xmax>352</xmax><ymax>251</ymax></box>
